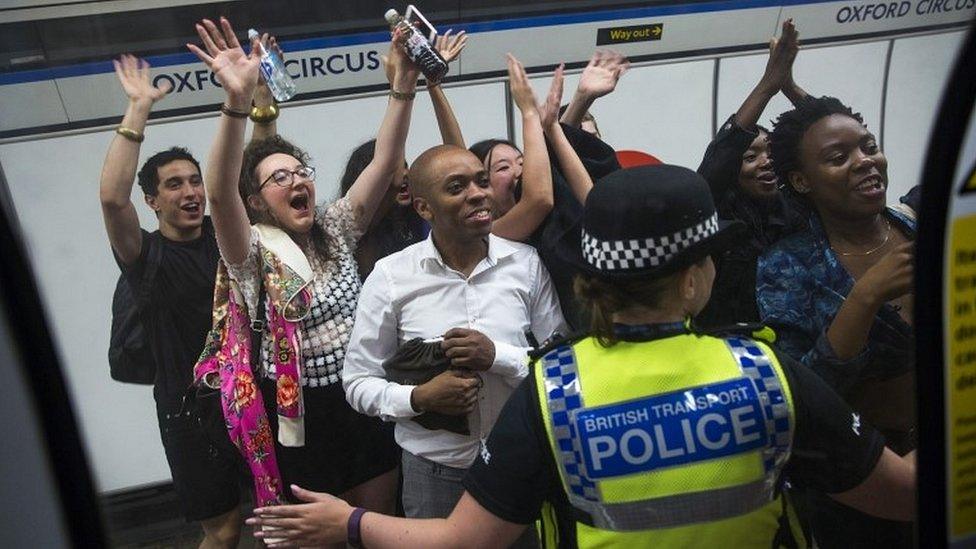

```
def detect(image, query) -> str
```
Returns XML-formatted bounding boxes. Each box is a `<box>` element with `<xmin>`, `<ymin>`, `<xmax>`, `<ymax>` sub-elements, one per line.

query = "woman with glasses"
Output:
<box><xmin>187</xmin><ymin>18</ymin><xmax>419</xmax><ymax>514</ymax></box>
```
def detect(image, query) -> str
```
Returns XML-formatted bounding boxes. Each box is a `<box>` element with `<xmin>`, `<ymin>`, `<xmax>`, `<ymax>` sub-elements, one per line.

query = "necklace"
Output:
<box><xmin>834</xmin><ymin>217</ymin><xmax>891</xmax><ymax>257</ymax></box>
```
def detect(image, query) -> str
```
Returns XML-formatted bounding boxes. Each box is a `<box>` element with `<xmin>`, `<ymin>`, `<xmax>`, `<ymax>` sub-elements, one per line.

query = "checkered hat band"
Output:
<box><xmin>582</xmin><ymin>213</ymin><xmax>719</xmax><ymax>272</ymax></box>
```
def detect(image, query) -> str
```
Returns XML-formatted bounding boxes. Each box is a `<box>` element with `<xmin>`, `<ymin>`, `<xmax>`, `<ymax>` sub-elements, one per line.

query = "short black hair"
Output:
<box><xmin>137</xmin><ymin>147</ymin><xmax>200</xmax><ymax>196</ymax></box>
<box><xmin>769</xmin><ymin>96</ymin><xmax>864</xmax><ymax>186</ymax></box>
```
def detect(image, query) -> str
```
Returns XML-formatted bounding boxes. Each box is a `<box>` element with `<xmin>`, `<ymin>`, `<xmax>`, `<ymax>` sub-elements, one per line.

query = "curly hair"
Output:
<box><xmin>137</xmin><ymin>147</ymin><xmax>201</xmax><ymax>197</ymax></box>
<box><xmin>240</xmin><ymin>135</ymin><xmax>332</xmax><ymax>261</ymax></box>
<box><xmin>769</xmin><ymin>96</ymin><xmax>864</xmax><ymax>194</ymax></box>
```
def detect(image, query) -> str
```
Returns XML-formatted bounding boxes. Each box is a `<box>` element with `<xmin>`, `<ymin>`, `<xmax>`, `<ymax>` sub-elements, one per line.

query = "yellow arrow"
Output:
<box><xmin>652</xmin><ymin>26</ymin><xmax>662</xmax><ymax>36</ymax></box>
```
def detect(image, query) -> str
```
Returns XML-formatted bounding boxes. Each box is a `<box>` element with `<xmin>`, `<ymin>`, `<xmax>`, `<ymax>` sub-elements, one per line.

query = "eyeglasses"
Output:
<box><xmin>260</xmin><ymin>166</ymin><xmax>316</xmax><ymax>189</ymax></box>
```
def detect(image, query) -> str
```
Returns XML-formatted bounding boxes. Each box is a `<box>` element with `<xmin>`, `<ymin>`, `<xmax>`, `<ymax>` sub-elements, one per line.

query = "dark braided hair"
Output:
<box><xmin>769</xmin><ymin>96</ymin><xmax>864</xmax><ymax>201</ymax></box>
<box><xmin>240</xmin><ymin>135</ymin><xmax>334</xmax><ymax>261</ymax></box>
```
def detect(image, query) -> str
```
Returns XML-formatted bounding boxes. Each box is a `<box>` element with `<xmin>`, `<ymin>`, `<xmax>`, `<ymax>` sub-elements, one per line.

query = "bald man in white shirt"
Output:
<box><xmin>343</xmin><ymin>145</ymin><xmax>567</xmax><ymax>525</ymax></box>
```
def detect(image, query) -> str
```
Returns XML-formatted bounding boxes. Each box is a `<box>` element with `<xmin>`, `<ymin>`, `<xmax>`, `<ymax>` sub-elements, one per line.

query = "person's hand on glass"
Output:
<box><xmin>113</xmin><ymin>54</ymin><xmax>171</xmax><ymax>107</ymax></box>
<box><xmin>435</xmin><ymin>29</ymin><xmax>468</xmax><ymax>64</ymax></box>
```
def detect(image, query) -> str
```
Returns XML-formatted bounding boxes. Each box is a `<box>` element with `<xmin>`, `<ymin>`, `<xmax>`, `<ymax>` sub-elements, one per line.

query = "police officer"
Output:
<box><xmin>247</xmin><ymin>165</ymin><xmax>916</xmax><ymax>548</ymax></box>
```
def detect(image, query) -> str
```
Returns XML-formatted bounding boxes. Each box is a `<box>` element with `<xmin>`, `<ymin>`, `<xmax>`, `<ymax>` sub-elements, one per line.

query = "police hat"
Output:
<box><xmin>564</xmin><ymin>164</ymin><xmax>745</xmax><ymax>279</ymax></box>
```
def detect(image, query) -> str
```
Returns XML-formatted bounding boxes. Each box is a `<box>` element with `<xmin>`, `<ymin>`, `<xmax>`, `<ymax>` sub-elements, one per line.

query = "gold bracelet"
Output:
<box><xmin>250</xmin><ymin>103</ymin><xmax>279</xmax><ymax>124</ymax></box>
<box><xmin>219</xmin><ymin>104</ymin><xmax>250</xmax><ymax>119</ymax></box>
<box><xmin>389</xmin><ymin>89</ymin><xmax>416</xmax><ymax>101</ymax></box>
<box><xmin>116</xmin><ymin>126</ymin><xmax>144</xmax><ymax>143</ymax></box>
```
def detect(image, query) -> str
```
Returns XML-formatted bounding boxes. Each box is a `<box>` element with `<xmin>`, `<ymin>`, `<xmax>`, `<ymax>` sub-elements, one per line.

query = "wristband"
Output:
<box><xmin>220</xmin><ymin>104</ymin><xmax>250</xmax><ymax>119</ymax></box>
<box><xmin>116</xmin><ymin>126</ymin><xmax>144</xmax><ymax>143</ymax></box>
<box><xmin>347</xmin><ymin>507</ymin><xmax>367</xmax><ymax>548</ymax></box>
<box><xmin>250</xmin><ymin>103</ymin><xmax>280</xmax><ymax>124</ymax></box>
<box><xmin>389</xmin><ymin>89</ymin><xmax>416</xmax><ymax>101</ymax></box>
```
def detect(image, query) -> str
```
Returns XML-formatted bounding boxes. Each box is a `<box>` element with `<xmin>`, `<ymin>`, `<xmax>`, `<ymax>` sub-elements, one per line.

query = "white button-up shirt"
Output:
<box><xmin>343</xmin><ymin>233</ymin><xmax>568</xmax><ymax>468</ymax></box>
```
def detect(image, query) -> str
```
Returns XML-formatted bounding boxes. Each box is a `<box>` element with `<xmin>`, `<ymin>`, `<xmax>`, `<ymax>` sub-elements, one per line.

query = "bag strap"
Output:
<box><xmin>250</xmin><ymin>282</ymin><xmax>267</xmax><ymax>366</ymax></box>
<box><xmin>135</xmin><ymin>232</ymin><xmax>163</xmax><ymax>310</ymax></box>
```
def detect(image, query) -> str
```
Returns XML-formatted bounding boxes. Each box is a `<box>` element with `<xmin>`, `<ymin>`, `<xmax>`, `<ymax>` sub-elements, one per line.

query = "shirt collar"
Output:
<box><xmin>419</xmin><ymin>232</ymin><xmax>519</xmax><ymax>270</ymax></box>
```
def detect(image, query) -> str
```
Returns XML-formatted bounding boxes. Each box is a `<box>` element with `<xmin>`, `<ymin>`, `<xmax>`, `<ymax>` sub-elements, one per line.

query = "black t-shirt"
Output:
<box><xmin>114</xmin><ymin>219</ymin><xmax>219</xmax><ymax>411</ymax></box>
<box><xmin>462</xmin><ymin>336</ymin><xmax>886</xmax><ymax>544</ymax></box>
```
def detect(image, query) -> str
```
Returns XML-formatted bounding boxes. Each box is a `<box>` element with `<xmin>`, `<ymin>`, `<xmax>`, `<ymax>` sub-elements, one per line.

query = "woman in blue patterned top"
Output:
<box><xmin>757</xmin><ymin>96</ymin><xmax>915</xmax><ymax>548</ymax></box>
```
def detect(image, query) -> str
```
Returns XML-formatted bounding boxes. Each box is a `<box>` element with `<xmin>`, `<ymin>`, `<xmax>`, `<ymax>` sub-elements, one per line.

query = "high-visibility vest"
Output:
<box><xmin>533</xmin><ymin>333</ymin><xmax>804</xmax><ymax>548</ymax></box>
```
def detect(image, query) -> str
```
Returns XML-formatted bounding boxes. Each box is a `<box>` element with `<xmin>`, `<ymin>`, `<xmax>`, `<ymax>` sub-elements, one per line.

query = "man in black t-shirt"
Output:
<box><xmin>99</xmin><ymin>55</ymin><xmax>241</xmax><ymax>547</ymax></box>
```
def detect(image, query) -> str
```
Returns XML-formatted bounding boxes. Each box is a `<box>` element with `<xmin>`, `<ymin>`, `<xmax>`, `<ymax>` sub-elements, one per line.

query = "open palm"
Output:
<box><xmin>114</xmin><ymin>54</ymin><xmax>170</xmax><ymax>103</ymax></box>
<box><xmin>186</xmin><ymin>17</ymin><xmax>260</xmax><ymax>100</ymax></box>
<box><xmin>577</xmin><ymin>50</ymin><xmax>629</xmax><ymax>99</ymax></box>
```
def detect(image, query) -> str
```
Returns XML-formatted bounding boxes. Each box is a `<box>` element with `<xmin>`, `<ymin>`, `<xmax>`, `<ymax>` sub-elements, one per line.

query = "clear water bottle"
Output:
<box><xmin>248</xmin><ymin>29</ymin><xmax>297</xmax><ymax>102</ymax></box>
<box><xmin>384</xmin><ymin>9</ymin><xmax>449</xmax><ymax>83</ymax></box>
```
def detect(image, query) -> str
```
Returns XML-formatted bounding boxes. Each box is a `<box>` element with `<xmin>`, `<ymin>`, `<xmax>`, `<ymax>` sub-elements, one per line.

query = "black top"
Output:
<box><xmin>695</xmin><ymin>115</ymin><xmax>806</xmax><ymax>328</ymax></box>
<box><xmin>463</xmin><ymin>326</ymin><xmax>885</xmax><ymax>546</ymax></box>
<box><xmin>529</xmin><ymin>123</ymin><xmax>621</xmax><ymax>330</ymax></box>
<box><xmin>114</xmin><ymin>219</ymin><xmax>219</xmax><ymax>411</ymax></box>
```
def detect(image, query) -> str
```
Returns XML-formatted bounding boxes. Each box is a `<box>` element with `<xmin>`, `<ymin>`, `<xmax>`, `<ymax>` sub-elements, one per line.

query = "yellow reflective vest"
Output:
<box><xmin>533</xmin><ymin>332</ymin><xmax>806</xmax><ymax>548</ymax></box>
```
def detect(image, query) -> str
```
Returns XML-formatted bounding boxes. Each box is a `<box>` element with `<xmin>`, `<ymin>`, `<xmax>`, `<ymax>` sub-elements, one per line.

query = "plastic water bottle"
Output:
<box><xmin>248</xmin><ymin>29</ymin><xmax>297</xmax><ymax>102</ymax></box>
<box><xmin>384</xmin><ymin>9</ymin><xmax>449</xmax><ymax>83</ymax></box>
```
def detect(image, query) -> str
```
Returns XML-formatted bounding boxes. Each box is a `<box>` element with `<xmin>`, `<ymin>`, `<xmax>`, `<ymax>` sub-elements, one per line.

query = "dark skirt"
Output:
<box><xmin>260</xmin><ymin>379</ymin><xmax>399</xmax><ymax>501</ymax></box>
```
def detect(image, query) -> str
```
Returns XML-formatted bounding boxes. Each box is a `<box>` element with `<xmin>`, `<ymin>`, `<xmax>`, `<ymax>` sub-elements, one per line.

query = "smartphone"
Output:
<box><xmin>405</xmin><ymin>4</ymin><xmax>438</xmax><ymax>44</ymax></box>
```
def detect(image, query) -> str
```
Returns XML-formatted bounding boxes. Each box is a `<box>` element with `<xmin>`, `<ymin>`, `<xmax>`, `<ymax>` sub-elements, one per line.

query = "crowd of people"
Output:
<box><xmin>100</xmin><ymin>15</ymin><xmax>918</xmax><ymax>549</ymax></box>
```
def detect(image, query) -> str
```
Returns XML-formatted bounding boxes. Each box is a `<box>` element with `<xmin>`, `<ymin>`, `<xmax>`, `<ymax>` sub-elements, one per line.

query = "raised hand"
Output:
<box><xmin>113</xmin><ymin>54</ymin><xmax>171</xmax><ymax>105</ymax></box>
<box><xmin>761</xmin><ymin>18</ymin><xmax>799</xmax><ymax>93</ymax></box>
<box><xmin>388</xmin><ymin>27</ymin><xmax>421</xmax><ymax>91</ymax></box>
<box><xmin>186</xmin><ymin>17</ymin><xmax>261</xmax><ymax>107</ymax></box>
<box><xmin>252</xmin><ymin>33</ymin><xmax>280</xmax><ymax>107</ymax></box>
<box><xmin>435</xmin><ymin>29</ymin><xmax>468</xmax><ymax>64</ymax></box>
<box><xmin>507</xmin><ymin>53</ymin><xmax>538</xmax><ymax>116</ymax></box>
<box><xmin>576</xmin><ymin>49</ymin><xmax>629</xmax><ymax>100</ymax></box>
<box><xmin>539</xmin><ymin>64</ymin><xmax>565</xmax><ymax>129</ymax></box>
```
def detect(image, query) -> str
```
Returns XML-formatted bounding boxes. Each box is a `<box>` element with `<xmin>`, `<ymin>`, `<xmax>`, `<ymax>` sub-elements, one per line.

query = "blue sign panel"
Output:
<box><xmin>575</xmin><ymin>377</ymin><xmax>767</xmax><ymax>479</ymax></box>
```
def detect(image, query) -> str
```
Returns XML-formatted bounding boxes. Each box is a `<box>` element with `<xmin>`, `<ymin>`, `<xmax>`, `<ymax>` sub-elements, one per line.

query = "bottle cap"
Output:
<box><xmin>247</xmin><ymin>28</ymin><xmax>259</xmax><ymax>40</ymax></box>
<box><xmin>384</xmin><ymin>9</ymin><xmax>400</xmax><ymax>24</ymax></box>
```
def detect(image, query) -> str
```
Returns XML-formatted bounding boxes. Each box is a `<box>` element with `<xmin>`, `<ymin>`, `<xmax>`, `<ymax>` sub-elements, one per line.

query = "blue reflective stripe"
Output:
<box><xmin>724</xmin><ymin>337</ymin><xmax>792</xmax><ymax>473</ymax></box>
<box><xmin>541</xmin><ymin>345</ymin><xmax>600</xmax><ymax>502</ymax></box>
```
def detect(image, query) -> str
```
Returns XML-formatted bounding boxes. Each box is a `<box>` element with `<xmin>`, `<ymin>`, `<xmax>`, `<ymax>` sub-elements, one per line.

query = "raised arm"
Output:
<box><xmin>99</xmin><ymin>54</ymin><xmax>172</xmax><ymax>264</ymax></box>
<box><xmin>734</xmin><ymin>18</ymin><xmax>799</xmax><ymax>131</ymax></box>
<box><xmin>540</xmin><ymin>66</ymin><xmax>594</xmax><ymax>204</ymax></box>
<box><xmin>491</xmin><ymin>55</ymin><xmax>554</xmax><ymax>241</ymax></box>
<box><xmin>559</xmin><ymin>50</ymin><xmax>628</xmax><ymax>128</ymax></box>
<box><xmin>345</xmin><ymin>33</ymin><xmax>420</xmax><ymax>230</ymax></box>
<box><xmin>187</xmin><ymin>17</ymin><xmax>261</xmax><ymax>265</ymax></box>
<box><xmin>249</xmin><ymin>34</ymin><xmax>281</xmax><ymax>143</ymax></box>
<box><xmin>427</xmin><ymin>30</ymin><xmax>468</xmax><ymax>147</ymax></box>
